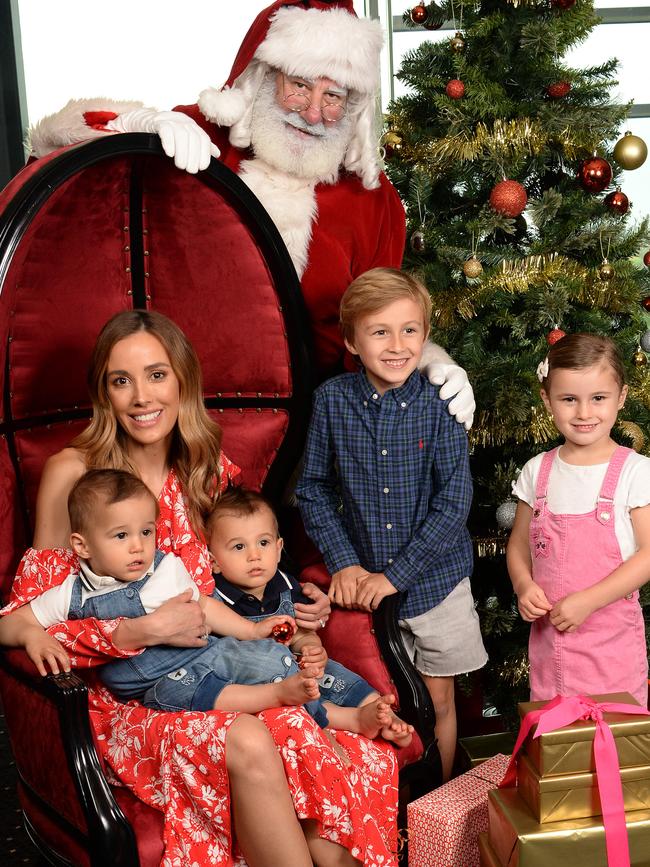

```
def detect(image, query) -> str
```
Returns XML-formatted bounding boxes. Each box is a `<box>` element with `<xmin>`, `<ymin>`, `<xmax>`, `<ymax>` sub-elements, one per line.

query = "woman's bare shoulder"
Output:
<box><xmin>41</xmin><ymin>448</ymin><xmax>87</xmax><ymax>483</ymax></box>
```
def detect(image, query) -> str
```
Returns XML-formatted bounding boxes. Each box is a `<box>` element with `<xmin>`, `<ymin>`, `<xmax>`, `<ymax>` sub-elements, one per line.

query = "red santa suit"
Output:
<box><xmin>175</xmin><ymin>107</ymin><xmax>406</xmax><ymax>376</ymax></box>
<box><xmin>29</xmin><ymin>0</ymin><xmax>406</xmax><ymax>378</ymax></box>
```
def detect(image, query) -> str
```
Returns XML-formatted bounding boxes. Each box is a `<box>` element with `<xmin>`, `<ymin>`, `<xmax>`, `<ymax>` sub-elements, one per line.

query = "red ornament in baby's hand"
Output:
<box><xmin>271</xmin><ymin>621</ymin><xmax>295</xmax><ymax>642</ymax></box>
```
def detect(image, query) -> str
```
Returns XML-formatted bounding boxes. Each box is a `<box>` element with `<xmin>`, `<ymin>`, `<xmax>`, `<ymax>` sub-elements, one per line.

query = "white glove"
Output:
<box><xmin>107</xmin><ymin>109</ymin><xmax>220</xmax><ymax>173</ymax></box>
<box><xmin>425</xmin><ymin>362</ymin><xmax>476</xmax><ymax>430</ymax></box>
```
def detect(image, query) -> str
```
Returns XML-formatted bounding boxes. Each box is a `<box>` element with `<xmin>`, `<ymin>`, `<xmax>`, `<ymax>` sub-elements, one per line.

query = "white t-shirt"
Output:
<box><xmin>512</xmin><ymin>449</ymin><xmax>650</xmax><ymax>561</ymax></box>
<box><xmin>30</xmin><ymin>552</ymin><xmax>199</xmax><ymax>629</ymax></box>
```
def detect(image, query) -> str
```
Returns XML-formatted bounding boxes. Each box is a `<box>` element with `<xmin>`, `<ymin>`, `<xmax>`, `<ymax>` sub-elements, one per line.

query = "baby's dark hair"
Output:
<box><xmin>540</xmin><ymin>333</ymin><xmax>626</xmax><ymax>390</ymax></box>
<box><xmin>207</xmin><ymin>487</ymin><xmax>279</xmax><ymax>536</ymax></box>
<box><xmin>68</xmin><ymin>469</ymin><xmax>158</xmax><ymax>535</ymax></box>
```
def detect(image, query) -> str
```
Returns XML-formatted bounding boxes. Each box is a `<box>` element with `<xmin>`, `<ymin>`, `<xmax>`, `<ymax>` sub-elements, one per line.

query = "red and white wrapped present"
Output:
<box><xmin>407</xmin><ymin>753</ymin><xmax>509</xmax><ymax>867</ymax></box>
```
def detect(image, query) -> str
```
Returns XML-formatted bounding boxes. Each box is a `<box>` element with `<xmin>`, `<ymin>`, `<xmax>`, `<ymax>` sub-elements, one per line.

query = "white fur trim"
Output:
<box><xmin>198</xmin><ymin>86</ymin><xmax>247</xmax><ymax>126</ymax></box>
<box><xmin>28</xmin><ymin>98</ymin><xmax>145</xmax><ymax>157</ymax></box>
<box><xmin>238</xmin><ymin>158</ymin><xmax>317</xmax><ymax>279</ymax></box>
<box><xmin>419</xmin><ymin>341</ymin><xmax>454</xmax><ymax>369</ymax></box>
<box><xmin>257</xmin><ymin>7</ymin><xmax>383</xmax><ymax>94</ymax></box>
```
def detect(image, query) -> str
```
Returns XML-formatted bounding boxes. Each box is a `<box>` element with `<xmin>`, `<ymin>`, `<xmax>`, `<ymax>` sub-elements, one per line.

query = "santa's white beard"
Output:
<box><xmin>249</xmin><ymin>76</ymin><xmax>352</xmax><ymax>184</ymax></box>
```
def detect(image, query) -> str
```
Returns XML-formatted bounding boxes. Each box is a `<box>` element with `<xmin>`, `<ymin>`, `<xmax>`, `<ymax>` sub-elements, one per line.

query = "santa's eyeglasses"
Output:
<box><xmin>281</xmin><ymin>75</ymin><xmax>347</xmax><ymax>122</ymax></box>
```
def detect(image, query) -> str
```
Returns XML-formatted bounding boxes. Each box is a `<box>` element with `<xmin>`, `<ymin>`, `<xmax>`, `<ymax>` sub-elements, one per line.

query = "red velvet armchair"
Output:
<box><xmin>0</xmin><ymin>135</ymin><xmax>440</xmax><ymax>866</ymax></box>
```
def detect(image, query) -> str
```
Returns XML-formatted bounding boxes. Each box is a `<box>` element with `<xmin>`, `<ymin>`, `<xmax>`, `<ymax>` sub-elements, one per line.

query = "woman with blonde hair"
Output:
<box><xmin>0</xmin><ymin>310</ymin><xmax>399</xmax><ymax>867</ymax></box>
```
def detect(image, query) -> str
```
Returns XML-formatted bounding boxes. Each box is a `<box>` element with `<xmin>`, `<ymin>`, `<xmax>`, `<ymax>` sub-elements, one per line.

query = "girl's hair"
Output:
<box><xmin>69</xmin><ymin>469</ymin><xmax>158</xmax><ymax>535</ymax></box>
<box><xmin>72</xmin><ymin>310</ymin><xmax>223</xmax><ymax>536</ymax></box>
<box><xmin>339</xmin><ymin>267</ymin><xmax>432</xmax><ymax>344</ymax></box>
<box><xmin>540</xmin><ymin>333</ymin><xmax>626</xmax><ymax>390</ymax></box>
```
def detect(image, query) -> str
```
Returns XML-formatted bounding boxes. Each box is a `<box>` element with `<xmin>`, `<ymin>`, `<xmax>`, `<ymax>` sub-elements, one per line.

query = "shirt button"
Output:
<box><xmin>400</xmin><ymin>401</ymin><xmax>407</xmax><ymax>408</ymax></box>
<box><xmin>363</xmin><ymin>400</ymin><xmax>368</xmax><ymax>407</ymax></box>
<box><xmin>381</xmin><ymin>449</ymin><xmax>388</xmax><ymax>456</ymax></box>
<box><xmin>383</xmin><ymin>487</ymin><xmax>390</xmax><ymax>494</ymax></box>
<box><xmin>386</xmin><ymin>523</ymin><xmax>392</xmax><ymax>529</ymax></box>
<box><xmin>372</xmin><ymin>393</ymin><xmax>379</xmax><ymax>400</ymax></box>
<box><xmin>388</xmin><ymin>558</ymin><xmax>393</xmax><ymax>564</ymax></box>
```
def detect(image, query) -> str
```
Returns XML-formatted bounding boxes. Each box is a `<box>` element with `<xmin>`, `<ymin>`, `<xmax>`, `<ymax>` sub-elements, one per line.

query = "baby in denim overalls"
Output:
<box><xmin>209</xmin><ymin>486</ymin><xmax>414</xmax><ymax>743</ymax></box>
<box><xmin>24</xmin><ymin>468</ymin><xmax>327</xmax><ymax>717</ymax></box>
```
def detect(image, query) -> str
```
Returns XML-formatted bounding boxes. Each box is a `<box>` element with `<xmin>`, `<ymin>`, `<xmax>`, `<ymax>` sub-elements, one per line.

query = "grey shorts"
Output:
<box><xmin>398</xmin><ymin>577</ymin><xmax>488</xmax><ymax>677</ymax></box>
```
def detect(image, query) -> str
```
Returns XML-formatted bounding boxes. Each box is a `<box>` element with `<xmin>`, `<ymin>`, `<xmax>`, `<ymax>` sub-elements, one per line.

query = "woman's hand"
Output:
<box><xmin>24</xmin><ymin>627</ymin><xmax>71</xmax><ymax>676</ymax></box>
<box><xmin>114</xmin><ymin>589</ymin><xmax>208</xmax><ymax>649</ymax></box>
<box><xmin>294</xmin><ymin>582</ymin><xmax>331</xmax><ymax>631</ymax></box>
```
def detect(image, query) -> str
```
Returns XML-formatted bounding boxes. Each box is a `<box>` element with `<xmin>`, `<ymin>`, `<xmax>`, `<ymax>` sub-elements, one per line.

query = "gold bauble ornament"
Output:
<box><xmin>618</xmin><ymin>420</ymin><xmax>646</xmax><ymax>451</ymax></box>
<box><xmin>633</xmin><ymin>346</ymin><xmax>647</xmax><ymax>367</ymax></box>
<box><xmin>381</xmin><ymin>131</ymin><xmax>402</xmax><ymax>158</ymax></box>
<box><xmin>613</xmin><ymin>131</ymin><xmax>648</xmax><ymax>170</ymax></box>
<box><xmin>450</xmin><ymin>32</ymin><xmax>466</xmax><ymax>53</ymax></box>
<box><xmin>598</xmin><ymin>259</ymin><xmax>614</xmax><ymax>281</ymax></box>
<box><xmin>463</xmin><ymin>256</ymin><xmax>483</xmax><ymax>278</ymax></box>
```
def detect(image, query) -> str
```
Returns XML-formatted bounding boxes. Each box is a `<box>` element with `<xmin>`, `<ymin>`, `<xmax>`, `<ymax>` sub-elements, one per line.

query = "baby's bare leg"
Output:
<box><xmin>215</xmin><ymin>666</ymin><xmax>320</xmax><ymax>714</ymax></box>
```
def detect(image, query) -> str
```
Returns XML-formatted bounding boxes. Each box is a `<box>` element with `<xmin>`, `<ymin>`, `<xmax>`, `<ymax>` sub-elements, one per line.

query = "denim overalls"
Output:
<box><xmin>69</xmin><ymin>555</ymin><xmax>326</xmax><ymax>718</ymax></box>
<box><xmin>230</xmin><ymin>573</ymin><xmax>376</xmax><ymax>710</ymax></box>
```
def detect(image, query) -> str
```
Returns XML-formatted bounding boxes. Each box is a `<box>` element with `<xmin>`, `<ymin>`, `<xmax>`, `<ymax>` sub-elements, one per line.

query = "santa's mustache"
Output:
<box><xmin>283</xmin><ymin>113</ymin><xmax>328</xmax><ymax>138</ymax></box>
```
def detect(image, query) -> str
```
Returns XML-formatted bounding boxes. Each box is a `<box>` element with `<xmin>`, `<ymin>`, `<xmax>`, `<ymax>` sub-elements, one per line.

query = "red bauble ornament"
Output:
<box><xmin>578</xmin><ymin>156</ymin><xmax>612</xmax><ymax>193</ymax></box>
<box><xmin>271</xmin><ymin>621</ymin><xmax>294</xmax><ymax>643</ymax></box>
<box><xmin>551</xmin><ymin>0</ymin><xmax>576</xmax><ymax>8</ymax></box>
<box><xmin>604</xmin><ymin>189</ymin><xmax>629</xmax><ymax>215</ymax></box>
<box><xmin>446</xmin><ymin>79</ymin><xmax>465</xmax><ymax>99</ymax></box>
<box><xmin>410</xmin><ymin>4</ymin><xmax>428</xmax><ymax>24</ymax></box>
<box><xmin>546</xmin><ymin>81</ymin><xmax>571</xmax><ymax>99</ymax></box>
<box><xmin>489</xmin><ymin>180</ymin><xmax>528</xmax><ymax>217</ymax></box>
<box><xmin>643</xmin><ymin>296</ymin><xmax>650</xmax><ymax>311</ymax></box>
<box><xmin>547</xmin><ymin>328</ymin><xmax>566</xmax><ymax>346</ymax></box>
<box><xmin>643</xmin><ymin>251</ymin><xmax>650</xmax><ymax>268</ymax></box>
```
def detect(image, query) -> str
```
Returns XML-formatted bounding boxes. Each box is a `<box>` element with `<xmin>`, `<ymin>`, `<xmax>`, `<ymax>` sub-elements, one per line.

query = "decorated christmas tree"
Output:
<box><xmin>384</xmin><ymin>0</ymin><xmax>650</xmax><ymax>725</ymax></box>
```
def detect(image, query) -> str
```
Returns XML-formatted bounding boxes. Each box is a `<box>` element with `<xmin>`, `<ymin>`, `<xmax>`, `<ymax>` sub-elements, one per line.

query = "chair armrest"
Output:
<box><xmin>0</xmin><ymin>650</ymin><xmax>139</xmax><ymax>867</ymax></box>
<box><xmin>372</xmin><ymin>596</ymin><xmax>442</xmax><ymax>786</ymax></box>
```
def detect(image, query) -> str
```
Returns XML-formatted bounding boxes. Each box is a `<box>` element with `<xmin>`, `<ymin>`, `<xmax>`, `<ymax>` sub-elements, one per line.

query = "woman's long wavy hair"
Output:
<box><xmin>72</xmin><ymin>310</ymin><xmax>223</xmax><ymax>536</ymax></box>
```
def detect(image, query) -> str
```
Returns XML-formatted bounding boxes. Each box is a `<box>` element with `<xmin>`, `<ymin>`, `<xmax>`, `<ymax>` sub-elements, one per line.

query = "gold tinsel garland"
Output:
<box><xmin>470</xmin><ymin>404</ymin><xmax>557</xmax><ymax>448</ymax></box>
<box><xmin>398</xmin><ymin>119</ymin><xmax>585</xmax><ymax>172</ymax></box>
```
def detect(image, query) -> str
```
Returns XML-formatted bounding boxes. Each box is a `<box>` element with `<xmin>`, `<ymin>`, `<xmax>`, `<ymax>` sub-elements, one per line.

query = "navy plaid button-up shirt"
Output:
<box><xmin>296</xmin><ymin>369</ymin><xmax>473</xmax><ymax>619</ymax></box>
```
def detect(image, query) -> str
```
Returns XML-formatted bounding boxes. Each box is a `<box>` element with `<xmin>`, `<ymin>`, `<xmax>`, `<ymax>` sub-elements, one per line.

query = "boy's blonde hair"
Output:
<box><xmin>339</xmin><ymin>267</ymin><xmax>432</xmax><ymax>345</ymax></box>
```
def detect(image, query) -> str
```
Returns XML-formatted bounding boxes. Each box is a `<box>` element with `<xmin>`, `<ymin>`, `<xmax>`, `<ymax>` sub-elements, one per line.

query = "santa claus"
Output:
<box><xmin>30</xmin><ymin>0</ymin><xmax>474</xmax><ymax>425</ymax></box>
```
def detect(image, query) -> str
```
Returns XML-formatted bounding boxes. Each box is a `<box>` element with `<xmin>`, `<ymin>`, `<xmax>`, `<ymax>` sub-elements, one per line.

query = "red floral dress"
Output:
<box><xmin>4</xmin><ymin>457</ymin><xmax>398</xmax><ymax>867</ymax></box>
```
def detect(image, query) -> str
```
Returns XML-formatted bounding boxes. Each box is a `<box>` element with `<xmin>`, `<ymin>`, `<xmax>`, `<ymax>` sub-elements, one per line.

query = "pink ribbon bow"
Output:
<box><xmin>500</xmin><ymin>694</ymin><xmax>650</xmax><ymax>867</ymax></box>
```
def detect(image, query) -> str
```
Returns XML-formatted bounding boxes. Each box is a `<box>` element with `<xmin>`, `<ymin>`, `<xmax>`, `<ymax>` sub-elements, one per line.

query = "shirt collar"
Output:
<box><xmin>78</xmin><ymin>558</ymin><xmax>154</xmax><ymax>592</ymax></box>
<box><xmin>213</xmin><ymin>569</ymin><xmax>291</xmax><ymax>606</ymax></box>
<box><xmin>355</xmin><ymin>368</ymin><xmax>423</xmax><ymax>408</ymax></box>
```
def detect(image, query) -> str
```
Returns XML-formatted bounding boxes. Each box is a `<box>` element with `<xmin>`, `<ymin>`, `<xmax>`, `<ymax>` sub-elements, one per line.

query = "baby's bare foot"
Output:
<box><xmin>275</xmin><ymin>666</ymin><xmax>320</xmax><ymax>707</ymax></box>
<box><xmin>358</xmin><ymin>694</ymin><xmax>414</xmax><ymax>747</ymax></box>
<box><xmin>380</xmin><ymin>717</ymin><xmax>414</xmax><ymax>748</ymax></box>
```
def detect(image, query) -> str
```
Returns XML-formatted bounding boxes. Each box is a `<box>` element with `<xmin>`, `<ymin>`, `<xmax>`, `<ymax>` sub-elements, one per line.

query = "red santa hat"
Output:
<box><xmin>198</xmin><ymin>0</ymin><xmax>384</xmax><ymax>188</ymax></box>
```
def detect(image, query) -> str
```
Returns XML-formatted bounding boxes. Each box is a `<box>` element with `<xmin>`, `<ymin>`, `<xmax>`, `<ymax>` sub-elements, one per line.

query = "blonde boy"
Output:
<box><xmin>296</xmin><ymin>267</ymin><xmax>487</xmax><ymax>780</ymax></box>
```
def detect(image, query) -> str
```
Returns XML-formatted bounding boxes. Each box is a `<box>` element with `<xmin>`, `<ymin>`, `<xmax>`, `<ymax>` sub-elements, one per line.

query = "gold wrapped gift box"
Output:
<box><xmin>488</xmin><ymin>788</ymin><xmax>650</xmax><ymax>866</ymax></box>
<box><xmin>517</xmin><ymin>752</ymin><xmax>650</xmax><ymax>823</ymax></box>
<box><xmin>519</xmin><ymin>692</ymin><xmax>650</xmax><ymax>777</ymax></box>
<box><xmin>478</xmin><ymin>831</ymin><xmax>502</xmax><ymax>867</ymax></box>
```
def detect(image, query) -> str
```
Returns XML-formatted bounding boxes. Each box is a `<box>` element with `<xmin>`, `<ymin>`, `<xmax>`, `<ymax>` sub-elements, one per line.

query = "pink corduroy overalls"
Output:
<box><xmin>528</xmin><ymin>445</ymin><xmax>648</xmax><ymax>707</ymax></box>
